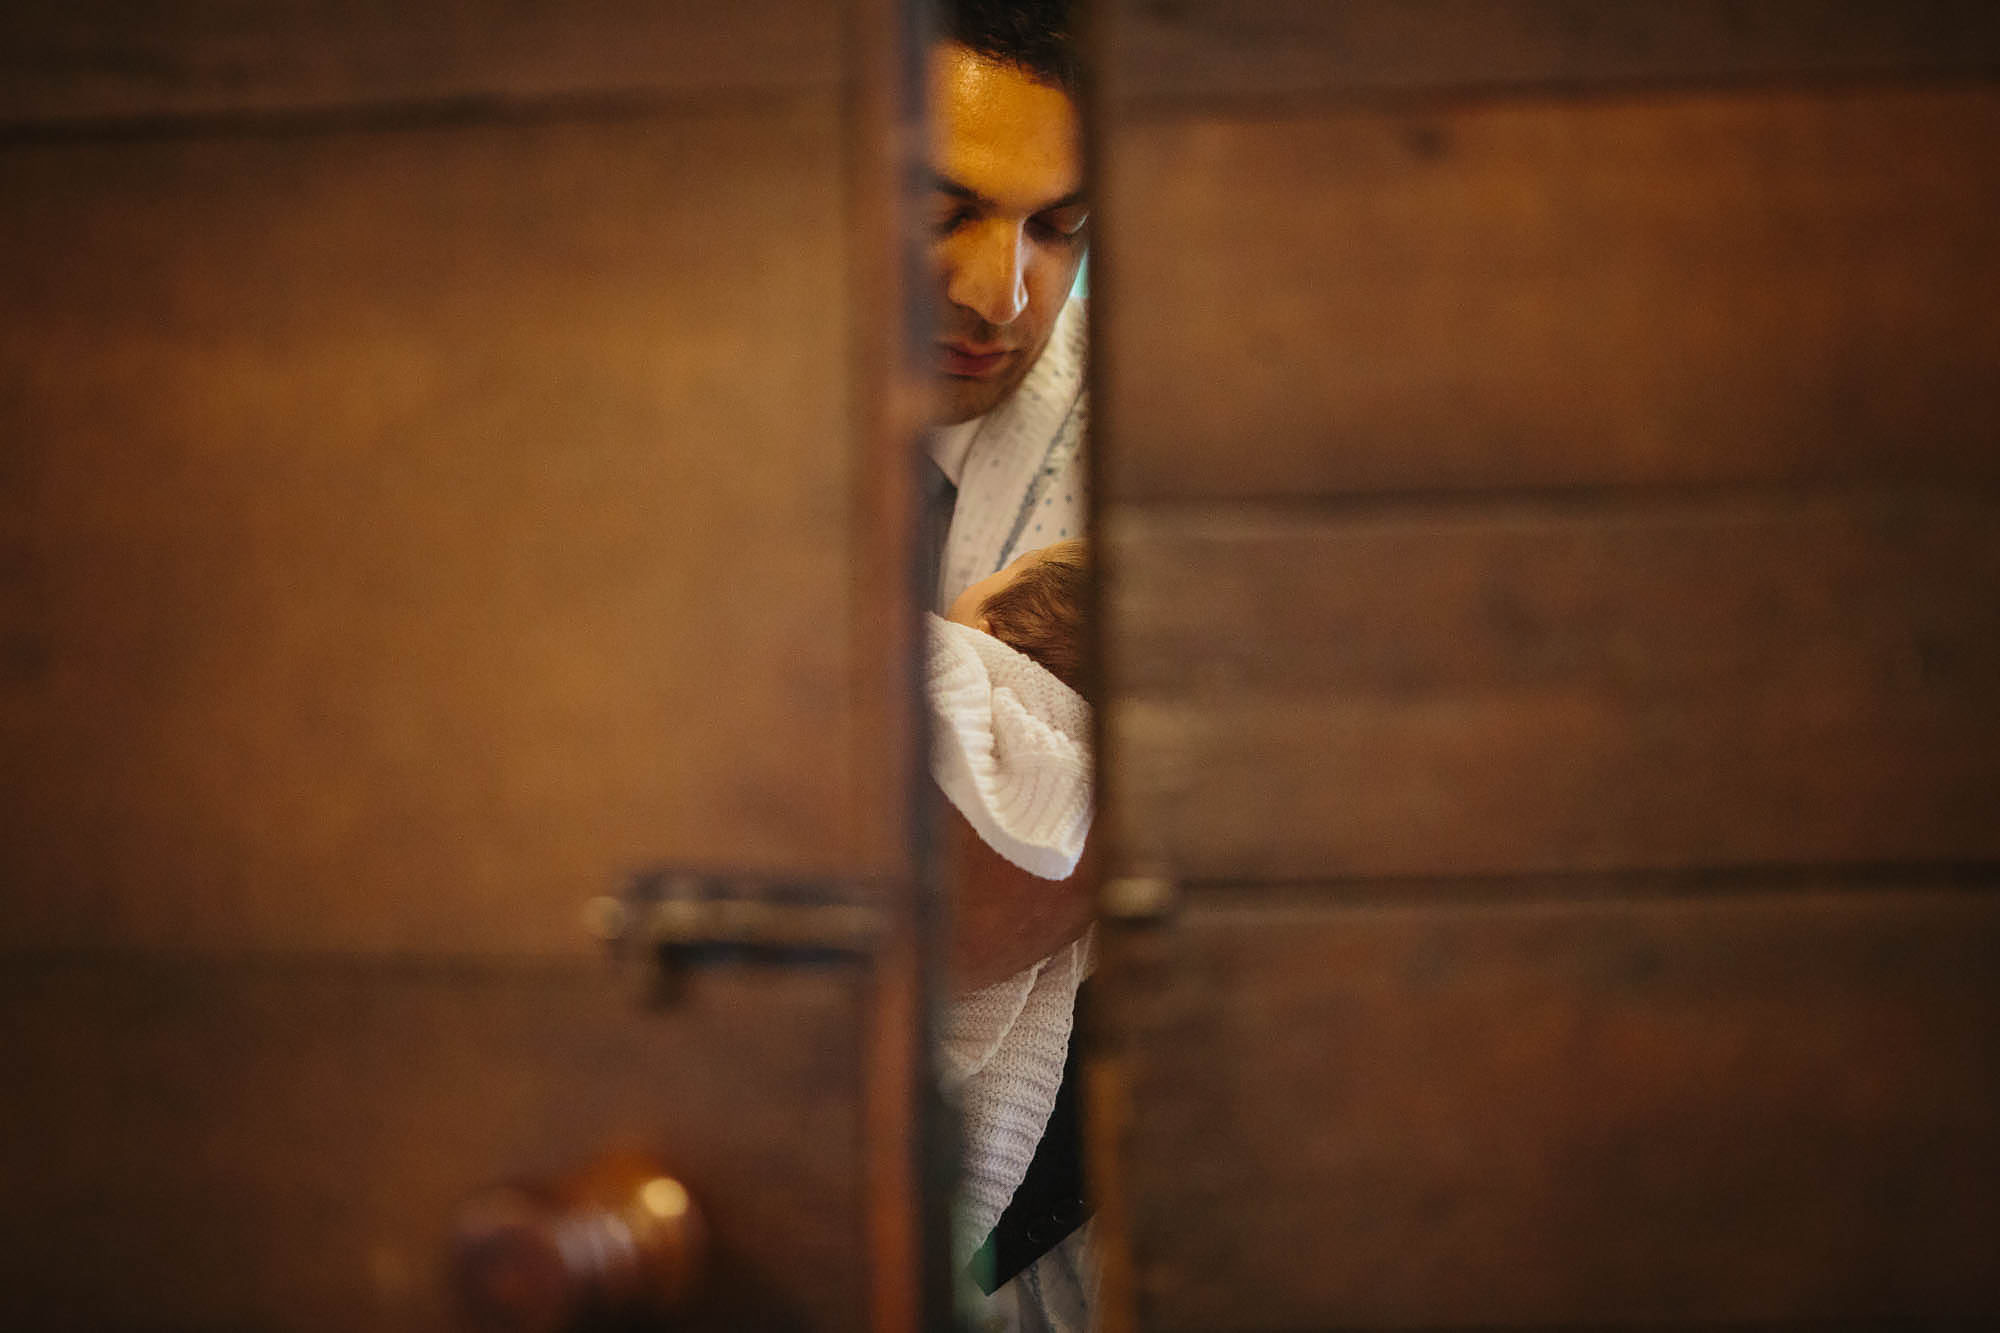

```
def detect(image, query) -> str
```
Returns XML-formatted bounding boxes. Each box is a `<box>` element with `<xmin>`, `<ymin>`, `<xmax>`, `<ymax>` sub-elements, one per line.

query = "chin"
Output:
<box><xmin>934</xmin><ymin>376</ymin><xmax>1008</xmax><ymax>426</ymax></box>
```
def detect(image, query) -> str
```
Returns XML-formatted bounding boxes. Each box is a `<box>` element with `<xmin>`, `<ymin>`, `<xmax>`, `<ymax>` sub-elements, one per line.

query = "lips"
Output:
<box><xmin>939</xmin><ymin>342</ymin><xmax>1012</xmax><ymax>378</ymax></box>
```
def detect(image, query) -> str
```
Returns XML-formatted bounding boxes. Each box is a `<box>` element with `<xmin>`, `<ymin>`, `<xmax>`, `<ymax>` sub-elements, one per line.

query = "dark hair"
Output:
<box><xmin>980</xmin><ymin>538</ymin><xmax>1090</xmax><ymax>698</ymax></box>
<box><xmin>938</xmin><ymin>0</ymin><xmax>1082</xmax><ymax>95</ymax></box>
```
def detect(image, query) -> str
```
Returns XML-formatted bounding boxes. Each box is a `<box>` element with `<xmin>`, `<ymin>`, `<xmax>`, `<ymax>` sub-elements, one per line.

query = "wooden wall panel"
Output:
<box><xmin>1106</xmin><ymin>0</ymin><xmax>2000</xmax><ymax>105</ymax></box>
<box><xmin>0</xmin><ymin>102</ymin><xmax>867</xmax><ymax>956</ymax></box>
<box><xmin>0</xmin><ymin>959</ymin><xmax>867</xmax><ymax>1332</ymax></box>
<box><xmin>1102</xmin><ymin>87</ymin><xmax>2000</xmax><ymax>500</ymax></box>
<box><xmin>1</xmin><ymin>0</ymin><xmax>843</xmax><ymax>125</ymax></box>
<box><xmin>1095</xmin><ymin>6</ymin><xmax>2000</xmax><ymax>1332</ymax></box>
<box><xmin>0</xmin><ymin>2</ymin><xmax>930</xmax><ymax>1327</ymax></box>
<box><xmin>1100</xmin><ymin>887</ymin><xmax>2000</xmax><ymax>1330</ymax></box>
<box><xmin>1106</xmin><ymin>498</ymin><xmax>2000</xmax><ymax>880</ymax></box>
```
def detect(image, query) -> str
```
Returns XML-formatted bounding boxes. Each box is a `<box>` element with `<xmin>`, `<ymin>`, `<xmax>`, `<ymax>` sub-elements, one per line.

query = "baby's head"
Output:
<box><xmin>946</xmin><ymin>538</ymin><xmax>1089</xmax><ymax>697</ymax></box>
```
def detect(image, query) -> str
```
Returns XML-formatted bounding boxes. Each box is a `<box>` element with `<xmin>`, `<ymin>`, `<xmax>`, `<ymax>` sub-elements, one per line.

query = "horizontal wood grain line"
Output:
<box><xmin>0</xmin><ymin>0</ymin><xmax>846</xmax><ymax>128</ymax></box>
<box><xmin>1102</xmin><ymin>494</ymin><xmax>2000</xmax><ymax>879</ymax></box>
<box><xmin>1092</xmin><ymin>479</ymin><xmax>2000</xmax><ymax>524</ymax></box>
<box><xmin>1102</xmin><ymin>0</ymin><xmax>2000</xmax><ymax>105</ymax></box>
<box><xmin>1105</xmin><ymin>494</ymin><xmax>2000</xmax><ymax>698</ymax></box>
<box><xmin>1108</xmin><ymin>862</ymin><xmax>2000</xmax><ymax>910</ymax></box>
<box><xmin>1098</xmin><ymin>85</ymin><xmax>2000</xmax><ymax>500</ymax></box>
<box><xmin>0</xmin><ymin>83</ymin><xmax>841</xmax><ymax>148</ymax></box>
<box><xmin>1097</xmin><ymin>887</ymin><xmax>2000</xmax><ymax>1329</ymax></box>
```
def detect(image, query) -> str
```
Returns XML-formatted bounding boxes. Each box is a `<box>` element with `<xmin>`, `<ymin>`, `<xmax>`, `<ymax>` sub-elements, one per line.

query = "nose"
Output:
<box><xmin>946</xmin><ymin>219</ymin><xmax>1029</xmax><ymax>328</ymax></box>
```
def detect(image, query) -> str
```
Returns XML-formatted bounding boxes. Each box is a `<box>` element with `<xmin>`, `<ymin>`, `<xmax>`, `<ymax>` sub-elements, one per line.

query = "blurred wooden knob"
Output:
<box><xmin>452</xmin><ymin>1155</ymin><xmax>705</xmax><ymax>1332</ymax></box>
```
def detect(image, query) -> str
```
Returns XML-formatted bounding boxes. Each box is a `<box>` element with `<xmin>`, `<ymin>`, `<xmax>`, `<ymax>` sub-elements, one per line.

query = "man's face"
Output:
<box><xmin>926</xmin><ymin>42</ymin><xmax>1088</xmax><ymax>425</ymax></box>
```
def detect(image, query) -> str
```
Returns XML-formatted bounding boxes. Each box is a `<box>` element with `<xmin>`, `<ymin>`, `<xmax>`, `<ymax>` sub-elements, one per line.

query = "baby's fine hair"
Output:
<box><xmin>981</xmin><ymin>538</ymin><xmax>1090</xmax><ymax>699</ymax></box>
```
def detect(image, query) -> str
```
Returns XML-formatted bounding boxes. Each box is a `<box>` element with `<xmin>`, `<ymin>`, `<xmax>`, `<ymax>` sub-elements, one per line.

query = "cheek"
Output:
<box><xmin>926</xmin><ymin>234</ymin><xmax>960</xmax><ymax>286</ymax></box>
<box><xmin>1026</xmin><ymin>249</ymin><xmax>1083</xmax><ymax>311</ymax></box>
<box><xmin>945</xmin><ymin>583</ymin><xmax>985</xmax><ymax>626</ymax></box>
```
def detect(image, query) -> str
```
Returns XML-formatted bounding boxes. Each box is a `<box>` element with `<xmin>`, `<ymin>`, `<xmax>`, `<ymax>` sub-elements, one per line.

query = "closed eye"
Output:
<box><xmin>933</xmin><ymin>204</ymin><xmax>977</xmax><ymax>236</ymax></box>
<box><xmin>1030</xmin><ymin>208</ymin><xmax>1090</xmax><ymax>243</ymax></box>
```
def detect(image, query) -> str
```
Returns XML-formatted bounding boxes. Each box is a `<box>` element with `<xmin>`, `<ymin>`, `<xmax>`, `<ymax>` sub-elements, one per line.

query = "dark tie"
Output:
<box><xmin>920</xmin><ymin>457</ymin><xmax>957</xmax><ymax>610</ymax></box>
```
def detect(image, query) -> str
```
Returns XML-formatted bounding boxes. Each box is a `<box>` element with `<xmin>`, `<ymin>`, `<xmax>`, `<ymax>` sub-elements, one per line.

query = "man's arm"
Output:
<box><xmin>944</xmin><ymin>806</ymin><xmax>1094</xmax><ymax>994</ymax></box>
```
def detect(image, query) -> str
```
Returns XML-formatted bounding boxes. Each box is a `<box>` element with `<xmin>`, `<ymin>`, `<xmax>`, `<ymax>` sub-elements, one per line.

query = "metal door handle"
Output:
<box><xmin>451</xmin><ymin>1154</ymin><xmax>705</xmax><ymax>1331</ymax></box>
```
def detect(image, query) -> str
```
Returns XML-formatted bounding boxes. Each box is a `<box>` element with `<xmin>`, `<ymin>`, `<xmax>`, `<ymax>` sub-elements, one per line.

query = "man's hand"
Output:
<box><xmin>944</xmin><ymin>806</ymin><xmax>1095</xmax><ymax>995</ymax></box>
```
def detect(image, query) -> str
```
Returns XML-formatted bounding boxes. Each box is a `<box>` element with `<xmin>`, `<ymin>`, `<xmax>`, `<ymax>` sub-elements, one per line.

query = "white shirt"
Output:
<box><xmin>928</xmin><ymin>415</ymin><xmax>986</xmax><ymax>487</ymax></box>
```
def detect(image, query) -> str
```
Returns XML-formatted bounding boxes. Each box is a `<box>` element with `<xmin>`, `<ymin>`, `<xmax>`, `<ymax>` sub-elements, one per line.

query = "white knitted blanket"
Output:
<box><xmin>940</xmin><ymin>933</ymin><xmax>1092</xmax><ymax>1265</ymax></box>
<box><xmin>926</xmin><ymin>612</ymin><xmax>1094</xmax><ymax>1260</ymax></box>
<box><xmin>926</xmin><ymin>613</ymin><xmax>1092</xmax><ymax>881</ymax></box>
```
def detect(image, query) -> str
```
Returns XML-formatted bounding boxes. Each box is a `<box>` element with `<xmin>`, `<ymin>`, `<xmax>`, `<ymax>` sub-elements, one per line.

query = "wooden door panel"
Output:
<box><xmin>1101</xmin><ymin>887</ymin><xmax>2000</xmax><ymax>1330</ymax></box>
<box><xmin>1</xmin><ymin>1</ymin><xmax>924</xmax><ymax>1326</ymax></box>
<box><xmin>1106</xmin><ymin>496</ymin><xmax>2000</xmax><ymax>879</ymax></box>
<box><xmin>1102</xmin><ymin>87</ymin><xmax>2000</xmax><ymax>500</ymax></box>
<box><xmin>0</xmin><ymin>960</ymin><xmax>867</xmax><ymax>1331</ymax></box>
<box><xmin>0</xmin><ymin>103</ymin><xmax>875</xmax><ymax>956</ymax></box>
<box><xmin>1106</xmin><ymin>0</ymin><xmax>2000</xmax><ymax>104</ymax></box>
<box><xmin>0</xmin><ymin>0</ymin><xmax>843</xmax><ymax>124</ymax></box>
<box><xmin>1095</xmin><ymin>4</ymin><xmax>2000</xmax><ymax>1329</ymax></box>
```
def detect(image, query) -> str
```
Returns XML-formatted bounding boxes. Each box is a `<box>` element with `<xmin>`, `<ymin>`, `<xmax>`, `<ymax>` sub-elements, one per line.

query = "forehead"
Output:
<box><xmin>927</xmin><ymin>43</ymin><xmax>1083</xmax><ymax>213</ymax></box>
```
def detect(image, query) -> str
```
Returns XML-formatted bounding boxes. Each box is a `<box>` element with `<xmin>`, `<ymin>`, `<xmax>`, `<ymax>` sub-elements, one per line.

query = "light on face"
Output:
<box><xmin>926</xmin><ymin>42</ymin><xmax>1087</xmax><ymax>424</ymax></box>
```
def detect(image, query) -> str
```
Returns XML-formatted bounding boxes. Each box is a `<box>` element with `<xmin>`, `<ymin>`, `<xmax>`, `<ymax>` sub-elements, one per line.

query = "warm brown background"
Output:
<box><xmin>1</xmin><ymin>2</ymin><xmax>926</xmax><ymax>1328</ymax></box>
<box><xmin>1093</xmin><ymin>2</ymin><xmax>2000</xmax><ymax>1328</ymax></box>
<box><xmin>8</xmin><ymin>2</ymin><xmax>1999</xmax><ymax>1328</ymax></box>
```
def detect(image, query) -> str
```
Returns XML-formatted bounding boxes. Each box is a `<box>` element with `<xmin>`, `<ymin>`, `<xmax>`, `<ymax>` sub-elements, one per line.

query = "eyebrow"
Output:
<box><xmin>929</xmin><ymin>173</ymin><xmax>1089</xmax><ymax>215</ymax></box>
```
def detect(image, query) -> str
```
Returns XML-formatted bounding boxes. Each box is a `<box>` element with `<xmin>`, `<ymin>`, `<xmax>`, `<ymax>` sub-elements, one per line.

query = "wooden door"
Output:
<box><xmin>0</xmin><ymin>3</ymin><xmax>934</xmax><ymax>1329</ymax></box>
<box><xmin>1090</xmin><ymin>4</ymin><xmax>2000</xmax><ymax>1328</ymax></box>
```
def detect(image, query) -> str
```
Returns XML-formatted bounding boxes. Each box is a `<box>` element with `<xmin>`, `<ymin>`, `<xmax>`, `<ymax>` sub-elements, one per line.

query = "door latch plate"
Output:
<box><xmin>587</xmin><ymin>869</ymin><xmax>886</xmax><ymax>977</ymax></box>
